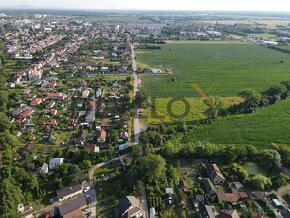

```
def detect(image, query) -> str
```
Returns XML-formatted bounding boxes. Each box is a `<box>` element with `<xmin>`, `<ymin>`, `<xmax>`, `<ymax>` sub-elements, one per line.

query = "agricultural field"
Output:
<box><xmin>137</xmin><ymin>41</ymin><xmax>290</xmax><ymax>98</ymax></box>
<box><xmin>187</xmin><ymin>99</ymin><xmax>290</xmax><ymax>146</ymax></box>
<box><xmin>144</xmin><ymin>97</ymin><xmax>242</xmax><ymax>125</ymax></box>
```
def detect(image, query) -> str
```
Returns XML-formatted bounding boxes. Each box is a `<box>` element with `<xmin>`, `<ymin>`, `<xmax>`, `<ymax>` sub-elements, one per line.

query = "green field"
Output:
<box><xmin>187</xmin><ymin>99</ymin><xmax>290</xmax><ymax>146</ymax></box>
<box><xmin>137</xmin><ymin>41</ymin><xmax>290</xmax><ymax>97</ymax></box>
<box><xmin>144</xmin><ymin>97</ymin><xmax>242</xmax><ymax>124</ymax></box>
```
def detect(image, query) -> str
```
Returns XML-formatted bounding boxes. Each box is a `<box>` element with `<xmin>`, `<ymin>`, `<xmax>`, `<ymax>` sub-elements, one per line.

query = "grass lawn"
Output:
<box><xmin>144</xmin><ymin>97</ymin><xmax>242</xmax><ymax>124</ymax></box>
<box><xmin>242</xmin><ymin>162</ymin><xmax>266</xmax><ymax>176</ymax></box>
<box><xmin>137</xmin><ymin>41</ymin><xmax>290</xmax><ymax>97</ymax></box>
<box><xmin>187</xmin><ymin>99</ymin><xmax>290</xmax><ymax>146</ymax></box>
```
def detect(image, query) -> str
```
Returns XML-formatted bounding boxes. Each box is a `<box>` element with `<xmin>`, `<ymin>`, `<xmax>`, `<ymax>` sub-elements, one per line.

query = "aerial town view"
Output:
<box><xmin>0</xmin><ymin>0</ymin><xmax>290</xmax><ymax>218</ymax></box>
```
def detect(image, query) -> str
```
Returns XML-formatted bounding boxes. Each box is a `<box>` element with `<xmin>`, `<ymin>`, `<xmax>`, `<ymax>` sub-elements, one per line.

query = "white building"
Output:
<box><xmin>82</xmin><ymin>89</ymin><xmax>90</xmax><ymax>99</ymax></box>
<box><xmin>49</xmin><ymin>158</ymin><xmax>64</xmax><ymax>169</ymax></box>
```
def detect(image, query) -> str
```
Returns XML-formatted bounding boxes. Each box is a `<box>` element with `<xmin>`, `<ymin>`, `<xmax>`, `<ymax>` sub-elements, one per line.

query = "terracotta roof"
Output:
<box><xmin>219</xmin><ymin>209</ymin><xmax>240</xmax><ymax>218</ymax></box>
<box><xmin>217</xmin><ymin>191</ymin><xmax>238</xmax><ymax>202</ymax></box>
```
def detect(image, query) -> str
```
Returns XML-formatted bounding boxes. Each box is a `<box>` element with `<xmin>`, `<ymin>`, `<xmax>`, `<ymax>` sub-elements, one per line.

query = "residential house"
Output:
<box><xmin>47</xmin><ymin>81</ymin><xmax>57</xmax><ymax>88</ymax></box>
<box><xmin>96</xmin><ymin>88</ymin><xmax>102</xmax><ymax>98</ymax></box>
<box><xmin>97</xmin><ymin>129</ymin><xmax>107</xmax><ymax>143</ymax></box>
<box><xmin>30</xmin><ymin>98</ymin><xmax>43</xmax><ymax>106</ymax></box>
<box><xmin>219</xmin><ymin>209</ymin><xmax>240</xmax><ymax>218</ymax></box>
<box><xmin>39</xmin><ymin>163</ymin><xmax>49</xmax><ymax>174</ymax></box>
<box><xmin>165</xmin><ymin>188</ymin><xmax>174</xmax><ymax>195</ymax></box>
<box><xmin>49</xmin><ymin>158</ymin><xmax>64</xmax><ymax>169</ymax></box>
<box><xmin>200</xmin><ymin>205</ymin><xmax>218</xmax><ymax>218</ymax></box>
<box><xmin>21</xmin><ymin>143</ymin><xmax>36</xmax><ymax>153</ymax></box>
<box><xmin>17</xmin><ymin>203</ymin><xmax>25</xmax><ymax>214</ymax></box>
<box><xmin>56</xmin><ymin>184</ymin><xmax>83</xmax><ymax>202</ymax></box>
<box><xmin>86</xmin><ymin>101</ymin><xmax>96</xmax><ymax>110</ymax></box>
<box><xmin>82</xmin><ymin>89</ymin><xmax>90</xmax><ymax>99</ymax></box>
<box><xmin>120</xmin><ymin>131</ymin><xmax>129</xmax><ymax>141</ymax></box>
<box><xmin>50</xmin><ymin>109</ymin><xmax>58</xmax><ymax>116</ymax></box>
<box><xmin>200</xmin><ymin>178</ymin><xmax>216</xmax><ymax>195</ymax></box>
<box><xmin>85</xmin><ymin>144</ymin><xmax>100</xmax><ymax>153</ymax></box>
<box><xmin>119</xmin><ymin>196</ymin><xmax>142</xmax><ymax>218</ymax></box>
<box><xmin>179</xmin><ymin>180</ymin><xmax>190</xmax><ymax>193</ymax></box>
<box><xmin>250</xmin><ymin>191</ymin><xmax>266</xmax><ymax>201</ymax></box>
<box><xmin>58</xmin><ymin>196</ymin><xmax>87</xmax><ymax>218</ymax></box>
<box><xmin>80</xmin><ymin>130</ymin><xmax>89</xmax><ymax>142</ymax></box>
<box><xmin>85</xmin><ymin>110</ymin><xmax>95</xmax><ymax>123</ymax></box>
<box><xmin>206</xmin><ymin>163</ymin><xmax>225</xmax><ymax>185</ymax></box>
<box><xmin>46</xmin><ymin>100</ymin><xmax>56</xmax><ymax>109</ymax></box>
<box><xmin>229</xmin><ymin>182</ymin><xmax>244</xmax><ymax>193</ymax></box>
<box><xmin>144</xmin><ymin>68</ymin><xmax>161</xmax><ymax>74</ymax></box>
<box><xmin>46</xmin><ymin>92</ymin><xmax>64</xmax><ymax>99</ymax></box>
<box><xmin>217</xmin><ymin>190</ymin><xmax>239</xmax><ymax>203</ymax></box>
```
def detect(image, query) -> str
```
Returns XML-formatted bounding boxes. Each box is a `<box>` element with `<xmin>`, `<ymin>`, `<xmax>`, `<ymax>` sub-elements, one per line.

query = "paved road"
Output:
<box><xmin>273</xmin><ymin>184</ymin><xmax>290</xmax><ymax>207</ymax></box>
<box><xmin>131</xmin><ymin>44</ymin><xmax>149</xmax><ymax>218</ymax></box>
<box><xmin>89</xmin><ymin>153</ymin><xmax>132</xmax><ymax>181</ymax></box>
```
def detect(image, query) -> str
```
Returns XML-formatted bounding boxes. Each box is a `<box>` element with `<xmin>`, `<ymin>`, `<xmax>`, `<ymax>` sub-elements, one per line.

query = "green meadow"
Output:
<box><xmin>137</xmin><ymin>41</ymin><xmax>290</xmax><ymax>97</ymax></box>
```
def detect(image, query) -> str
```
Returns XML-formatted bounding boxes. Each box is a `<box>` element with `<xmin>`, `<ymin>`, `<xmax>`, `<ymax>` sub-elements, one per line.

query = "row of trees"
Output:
<box><xmin>230</xmin><ymin>80</ymin><xmax>290</xmax><ymax>114</ymax></box>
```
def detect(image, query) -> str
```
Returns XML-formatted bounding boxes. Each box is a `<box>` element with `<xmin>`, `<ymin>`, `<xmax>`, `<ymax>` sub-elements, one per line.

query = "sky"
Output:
<box><xmin>1</xmin><ymin>0</ymin><xmax>290</xmax><ymax>12</ymax></box>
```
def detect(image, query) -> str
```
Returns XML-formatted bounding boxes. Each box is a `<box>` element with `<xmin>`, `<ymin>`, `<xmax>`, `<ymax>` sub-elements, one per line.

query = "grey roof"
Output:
<box><xmin>56</xmin><ymin>184</ymin><xmax>82</xmax><ymax>199</ymax></box>
<box><xmin>58</xmin><ymin>196</ymin><xmax>87</xmax><ymax>216</ymax></box>
<box><xmin>119</xmin><ymin>196</ymin><xmax>140</xmax><ymax>213</ymax></box>
<box><xmin>200</xmin><ymin>178</ymin><xmax>216</xmax><ymax>195</ymax></box>
<box><xmin>200</xmin><ymin>205</ymin><xmax>216</xmax><ymax>218</ymax></box>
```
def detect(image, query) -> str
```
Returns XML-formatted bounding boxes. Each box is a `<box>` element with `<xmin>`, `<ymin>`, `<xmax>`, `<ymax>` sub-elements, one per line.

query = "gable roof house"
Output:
<box><xmin>97</xmin><ymin>129</ymin><xmax>107</xmax><ymax>143</ymax></box>
<box><xmin>56</xmin><ymin>184</ymin><xmax>83</xmax><ymax>202</ymax></box>
<box><xmin>200</xmin><ymin>205</ymin><xmax>218</xmax><ymax>218</ymax></box>
<box><xmin>119</xmin><ymin>196</ymin><xmax>142</xmax><ymax>218</ymax></box>
<box><xmin>85</xmin><ymin>110</ymin><xmax>95</xmax><ymax>123</ymax></box>
<box><xmin>229</xmin><ymin>182</ymin><xmax>244</xmax><ymax>193</ymax></box>
<box><xmin>206</xmin><ymin>163</ymin><xmax>225</xmax><ymax>185</ymax></box>
<box><xmin>58</xmin><ymin>196</ymin><xmax>87</xmax><ymax>217</ymax></box>
<box><xmin>30</xmin><ymin>98</ymin><xmax>43</xmax><ymax>106</ymax></box>
<box><xmin>179</xmin><ymin>180</ymin><xmax>190</xmax><ymax>193</ymax></box>
<box><xmin>80</xmin><ymin>129</ymin><xmax>89</xmax><ymax>142</ymax></box>
<box><xmin>84</xmin><ymin>144</ymin><xmax>100</xmax><ymax>153</ymax></box>
<box><xmin>219</xmin><ymin>209</ymin><xmax>240</xmax><ymax>218</ymax></box>
<box><xmin>200</xmin><ymin>178</ymin><xmax>216</xmax><ymax>195</ymax></box>
<box><xmin>39</xmin><ymin>163</ymin><xmax>49</xmax><ymax>174</ymax></box>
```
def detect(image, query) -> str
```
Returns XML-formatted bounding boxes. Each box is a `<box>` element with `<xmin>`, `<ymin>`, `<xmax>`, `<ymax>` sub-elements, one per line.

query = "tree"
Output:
<box><xmin>228</xmin><ymin>163</ymin><xmax>248</xmax><ymax>182</ymax></box>
<box><xmin>239</xmin><ymin>88</ymin><xmax>262</xmax><ymax>112</ymax></box>
<box><xmin>265</xmin><ymin>84</ymin><xmax>288</xmax><ymax>103</ymax></box>
<box><xmin>249</xmin><ymin>174</ymin><xmax>272</xmax><ymax>190</ymax></box>
<box><xmin>140</xmin><ymin>154</ymin><xmax>166</xmax><ymax>182</ymax></box>
<box><xmin>0</xmin><ymin>178</ymin><xmax>23</xmax><ymax>218</ymax></box>
<box><xmin>0</xmin><ymin>113</ymin><xmax>11</xmax><ymax>132</ymax></box>
<box><xmin>135</xmin><ymin>89</ymin><xmax>148</xmax><ymax>106</ymax></box>
<box><xmin>0</xmin><ymin>90</ymin><xmax>8</xmax><ymax>112</ymax></box>
<box><xmin>259</xmin><ymin>149</ymin><xmax>282</xmax><ymax>170</ymax></box>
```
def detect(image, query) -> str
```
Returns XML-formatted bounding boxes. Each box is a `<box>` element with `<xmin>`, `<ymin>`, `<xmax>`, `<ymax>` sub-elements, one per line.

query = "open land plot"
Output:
<box><xmin>187</xmin><ymin>99</ymin><xmax>290</xmax><ymax>146</ymax></box>
<box><xmin>137</xmin><ymin>41</ymin><xmax>290</xmax><ymax>97</ymax></box>
<box><xmin>242</xmin><ymin>162</ymin><xmax>267</xmax><ymax>176</ymax></box>
<box><xmin>144</xmin><ymin>97</ymin><xmax>242</xmax><ymax>124</ymax></box>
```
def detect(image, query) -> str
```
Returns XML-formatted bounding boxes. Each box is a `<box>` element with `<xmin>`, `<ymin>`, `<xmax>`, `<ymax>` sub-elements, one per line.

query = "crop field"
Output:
<box><xmin>144</xmin><ymin>97</ymin><xmax>242</xmax><ymax>124</ymax></box>
<box><xmin>137</xmin><ymin>41</ymin><xmax>290</xmax><ymax>98</ymax></box>
<box><xmin>187</xmin><ymin>99</ymin><xmax>290</xmax><ymax>146</ymax></box>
